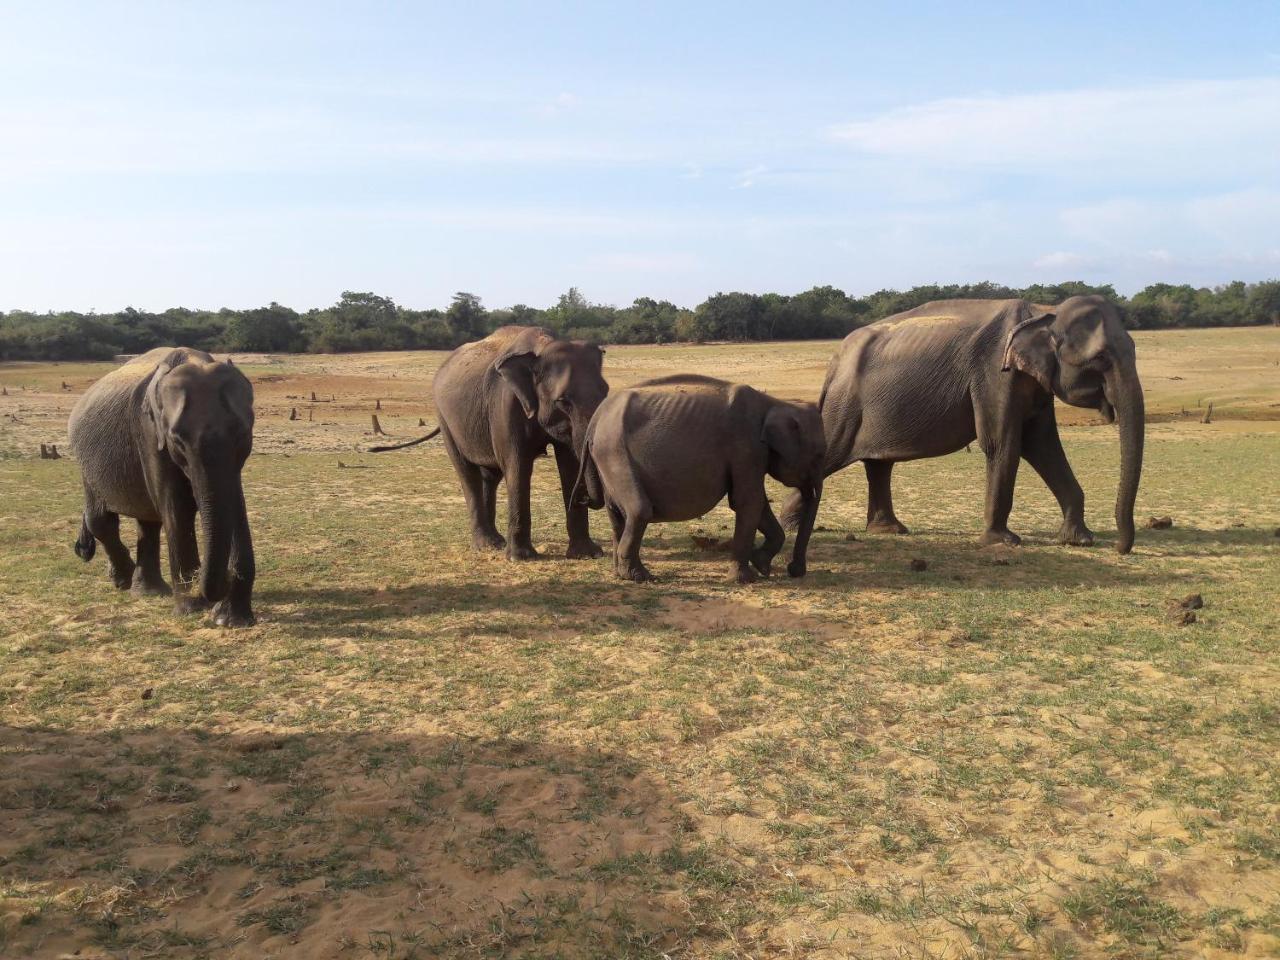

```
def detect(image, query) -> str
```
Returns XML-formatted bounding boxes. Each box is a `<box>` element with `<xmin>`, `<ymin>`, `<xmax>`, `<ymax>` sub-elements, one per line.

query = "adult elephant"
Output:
<box><xmin>373</xmin><ymin>326</ymin><xmax>608</xmax><ymax>560</ymax></box>
<box><xmin>781</xmin><ymin>296</ymin><xmax>1144</xmax><ymax>553</ymax></box>
<box><xmin>68</xmin><ymin>347</ymin><xmax>257</xmax><ymax>626</ymax></box>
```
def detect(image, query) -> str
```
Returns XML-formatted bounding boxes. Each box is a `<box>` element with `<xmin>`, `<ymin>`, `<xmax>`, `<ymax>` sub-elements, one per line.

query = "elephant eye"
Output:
<box><xmin>555</xmin><ymin>396</ymin><xmax>573</xmax><ymax>409</ymax></box>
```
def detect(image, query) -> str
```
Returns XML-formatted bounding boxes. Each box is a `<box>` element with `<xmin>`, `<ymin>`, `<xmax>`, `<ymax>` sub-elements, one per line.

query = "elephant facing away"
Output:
<box><xmin>373</xmin><ymin>326</ymin><xmax>608</xmax><ymax>560</ymax></box>
<box><xmin>68</xmin><ymin>347</ymin><xmax>257</xmax><ymax>626</ymax></box>
<box><xmin>573</xmin><ymin>374</ymin><xmax>826</xmax><ymax>583</ymax></box>
<box><xmin>781</xmin><ymin>296</ymin><xmax>1144</xmax><ymax>553</ymax></box>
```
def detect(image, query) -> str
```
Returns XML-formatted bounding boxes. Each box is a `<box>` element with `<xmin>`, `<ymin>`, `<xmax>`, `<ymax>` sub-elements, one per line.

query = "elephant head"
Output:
<box><xmin>762</xmin><ymin>401</ymin><xmax>826</xmax><ymax>577</ymax></box>
<box><xmin>494</xmin><ymin>333</ymin><xmax>609</xmax><ymax>454</ymax></box>
<box><xmin>146</xmin><ymin>353</ymin><xmax>255</xmax><ymax>601</ymax></box>
<box><xmin>1005</xmin><ymin>295</ymin><xmax>1145</xmax><ymax>553</ymax></box>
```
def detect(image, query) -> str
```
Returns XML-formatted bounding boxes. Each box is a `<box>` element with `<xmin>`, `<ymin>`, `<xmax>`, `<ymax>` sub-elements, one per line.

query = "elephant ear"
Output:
<box><xmin>761</xmin><ymin>406</ymin><xmax>803</xmax><ymax>467</ymax></box>
<box><xmin>1002</xmin><ymin>308</ymin><xmax>1058</xmax><ymax>393</ymax></box>
<box><xmin>494</xmin><ymin>345</ymin><xmax>540</xmax><ymax>419</ymax></box>
<box><xmin>220</xmin><ymin>365</ymin><xmax>256</xmax><ymax>435</ymax></box>
<box><xmin>145</xmin><ymin>359</ymin><xmax>178</xmax><ymax>452</ymax></box>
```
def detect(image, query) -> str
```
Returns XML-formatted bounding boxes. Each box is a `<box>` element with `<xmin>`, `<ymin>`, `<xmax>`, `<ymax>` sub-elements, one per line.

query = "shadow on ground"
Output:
<box><xmin>0</xmin><ymin>724</ymin><xmax>703</xmax><ymax>959</ymax></box>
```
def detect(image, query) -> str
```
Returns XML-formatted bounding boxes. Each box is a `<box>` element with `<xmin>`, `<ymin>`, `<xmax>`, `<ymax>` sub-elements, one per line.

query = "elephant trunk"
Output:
<box><xmin>786</xmin><ymin>479</ymin><xmax>822</xmax><ymax>578</ymax></box>
<box><xmin>192</xmin><ymin>462</ymin><xmax>241</xmax><ymax>602</ymax></box>
<box><xmin>1107</xmin><ymin>361</ymin><xmax>1145</xmax><ymax>554</ymax></box>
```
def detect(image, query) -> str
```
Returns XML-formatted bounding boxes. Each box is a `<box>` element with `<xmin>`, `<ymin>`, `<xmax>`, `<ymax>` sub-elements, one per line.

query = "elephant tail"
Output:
<box><xmin>368</xmin><ymin>426</ymin><xmax>440</xmax><ymax>453</ymax></box>
<box><xmin>74</xmin><ymin>515</ymin><xmax>96</xmax><ymax>561</ymax></box>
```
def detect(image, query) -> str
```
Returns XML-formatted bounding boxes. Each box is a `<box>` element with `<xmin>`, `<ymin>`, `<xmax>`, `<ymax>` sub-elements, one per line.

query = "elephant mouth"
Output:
<box><xmin>1099</xmin><ymin>397</ymin><xmax>1116</xmax><ymax>424</ymax></box>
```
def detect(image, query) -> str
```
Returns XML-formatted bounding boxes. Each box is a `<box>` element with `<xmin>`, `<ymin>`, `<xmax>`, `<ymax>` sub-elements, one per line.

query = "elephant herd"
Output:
<box><xmin>67</xmin><ymin>295</ymin><xmax>1144</xmax><ymax>628</ymax></box>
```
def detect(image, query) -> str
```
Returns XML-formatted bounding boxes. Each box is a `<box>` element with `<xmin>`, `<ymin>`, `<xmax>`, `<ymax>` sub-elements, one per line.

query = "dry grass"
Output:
<box><xmin>1</xmin><ymin>326</ymin><xmax>1278</xmax><ymax>958</ymax></box>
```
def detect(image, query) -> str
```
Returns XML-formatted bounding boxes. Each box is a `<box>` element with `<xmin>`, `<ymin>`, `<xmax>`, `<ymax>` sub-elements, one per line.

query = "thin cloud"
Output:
<box><xmin>827</xmin><ymin>77</ymin><xmax>1280</xmax><ymax>177</ymax></box>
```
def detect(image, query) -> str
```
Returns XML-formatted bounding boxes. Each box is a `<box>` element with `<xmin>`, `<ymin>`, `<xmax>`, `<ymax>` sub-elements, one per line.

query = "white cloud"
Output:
<box><xmin>827</xmin><ymin>78</ymin><xmax>1280</xmax><ymax>177</ymax></box>
<box><xmin>734</xmin><ymin>164</ymin><xmax>767</xmax><ymax>189</ymax></box>
<box><xmin>1032</xmin><ymin>251</ymin><xmax>1095</xmax><ymax>270</ymax></box>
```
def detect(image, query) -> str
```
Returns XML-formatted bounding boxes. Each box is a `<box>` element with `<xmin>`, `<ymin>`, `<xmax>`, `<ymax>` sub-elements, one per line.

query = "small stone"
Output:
<box><xmin>992</xmin><ymin>558</ymin><xmax>1010</xmax><ymax>566</ymax></box>
<box><xmin>909</xmin><ymin>558</ymin><xmax>928</xmax><ymax>572</ymax></box>
<box><xmin>140</xmin><ymin>687</ymin><xmax>153</xmax><ymax>700</ymax></box>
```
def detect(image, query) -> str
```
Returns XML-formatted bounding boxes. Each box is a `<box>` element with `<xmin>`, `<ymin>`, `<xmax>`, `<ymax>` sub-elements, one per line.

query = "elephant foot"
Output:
<box><xmin>618</xmin><ymin>562</ymin><xmax>654</xmax><ymax>583</ymax></box>
<box><xmin>979</xmin><ymin>528</ymin><xmax>1022</xmax><ymax>547</ymax></box>
<box><xmin>731</xmin><ymin>564</ymin><xmax>760</xmax><ymax>585</ymax></box>
<box><xmin>787</xmin><ymin>558</ymin><xmax>808</xmax><ymax>578</ymax></box>
<box><xmin>565</xmin><ymin>539</ymin><xmax>605</xmax><ymax>560</ymax></box>
<box><xmin>109</xmin><ymin>561</ymin><xmax>136</xmax><ymax>590</ymax></box>
<box><xmin>131</xmin><ymin>576</ymin><xmax>172</xmax><ymax>598</ymax></box>
<box><xmin>1058</xmin><ymin>521</ymin><xmax>1095</xmax><ymax>547</ymax></box>
<box><xmin>750</xmin><ymin>548</ymin><xmax>776</xmax><ymax>577</ymax></box>
<box><xmin>506</xmin><ymin>543</ymin><xmax>541</xmax><ymax>562</ymax></box>
<box><xmin>472</xmin><ymin>531</ymin><xmax>507</xmax><ymax>552</ymax></box>
<box><xmin>212</xmin><ymin>600</ymin><xmax>256</xmax><ymax>629</ymax></box>
<box><xmin>173</xmin><ymin>594</ymin><xmax>211</xmax><ymax>616</ymax></box>
<box><xmin>867</xmin><ymin>518</ymin><xmax>909</xmax><ymax>535</ymax></box>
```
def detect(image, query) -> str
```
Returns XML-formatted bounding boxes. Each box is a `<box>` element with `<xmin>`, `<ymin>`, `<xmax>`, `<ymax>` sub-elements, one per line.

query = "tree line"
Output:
<box><xmin>2</xmin><ymin>279</ymin><xmax>1277</xmax><ymax>362</ymax></box>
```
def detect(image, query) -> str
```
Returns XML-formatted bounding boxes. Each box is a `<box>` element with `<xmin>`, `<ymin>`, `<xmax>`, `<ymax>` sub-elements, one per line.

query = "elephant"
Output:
<box><xmin>372</xmin><ymin>326</ymin><xmax>608</xmax><ymax>560</ymax></box>
<box><xmin>67</xmin><ymin>347</ymin><xmax>257</xmax><ymax>626</ymax></box>
<box><xmin>571</xmin><ymin>374</ymin><xmax>826</xmax><ymax>583</ymax></box>
<box><xmin>780</xmin><ymin>295</ymin><xmax>1144</xmax><ymax>552</ymax></box>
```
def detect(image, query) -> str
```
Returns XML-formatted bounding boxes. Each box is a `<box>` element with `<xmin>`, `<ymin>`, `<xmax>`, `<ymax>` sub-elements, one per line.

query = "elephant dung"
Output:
<box><xmin>909</xmin><ymin>558</ymin><xmax>928</xmax><ymax>572</ymax></box>
<box><xmin>1147</xmin><ymin>516</ymin><xmax>1174</xmax><ymax>529</ymax></box>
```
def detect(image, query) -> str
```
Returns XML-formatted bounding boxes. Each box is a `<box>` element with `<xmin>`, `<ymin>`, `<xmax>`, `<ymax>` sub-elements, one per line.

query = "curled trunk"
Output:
<box><xmin>1107</xmin><ymin>362</ymin><xmax>1145</xmax><ymax>554</ymax></box>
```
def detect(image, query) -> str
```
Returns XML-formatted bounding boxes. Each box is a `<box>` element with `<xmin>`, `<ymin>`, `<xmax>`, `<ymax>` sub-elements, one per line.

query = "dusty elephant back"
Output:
<box><xmin>69</xmin><ymin>347</ymin><xmax>215</xmax><ymax>520</ymax></box>
<box><xmin>431</xmin><ymin>326</ymin><xmax>556</xmax><ymax>465</ymax></box>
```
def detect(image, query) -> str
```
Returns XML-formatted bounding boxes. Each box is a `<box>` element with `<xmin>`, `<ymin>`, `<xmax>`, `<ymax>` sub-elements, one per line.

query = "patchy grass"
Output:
<box><xmin>1</xmin><ymin>329</ymin><xmax>1278</xmax><ymax>957</ymax></box>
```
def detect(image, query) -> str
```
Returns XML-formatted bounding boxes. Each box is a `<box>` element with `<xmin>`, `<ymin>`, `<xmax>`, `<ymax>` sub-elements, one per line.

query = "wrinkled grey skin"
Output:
<box><xmin>573</xmin><ymin>374</ymin><xmax>825</xmax><ymax>583</ymax></box>
<box><xmin>68</xmin><ymin>347</ymin><xmax>257</xmax><ymax>626</ymax></box>
<box><xmin>375</xmin><ymin>326</ymin><xmax>608</xmax><ymax>560</ymax></box>
<box><xmin>781</xmin><ymin>295</ymin><xmax>1144</xmax><ymax>553</ymax></box>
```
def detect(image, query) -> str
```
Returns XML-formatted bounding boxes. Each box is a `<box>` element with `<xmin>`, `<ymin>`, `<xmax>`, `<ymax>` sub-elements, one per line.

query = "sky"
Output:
<box><xmin>1</xmin><ymin>0</ymin><xmax>1278</xmax><ymax>312</ymax></box>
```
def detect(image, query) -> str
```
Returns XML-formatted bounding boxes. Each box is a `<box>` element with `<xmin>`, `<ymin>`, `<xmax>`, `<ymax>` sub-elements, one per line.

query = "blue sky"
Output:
<box><xmin>2</xmin><ymin>1</ymin><xmax>1278</xmax><ymax>311</ymax></box>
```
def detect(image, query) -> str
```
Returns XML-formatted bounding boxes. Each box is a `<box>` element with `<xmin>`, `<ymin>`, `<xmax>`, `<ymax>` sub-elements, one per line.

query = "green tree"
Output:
<box><xmin>446</xmin><ymin>292</ymin><xmax>487</xmax><ymax>343</ymax></box>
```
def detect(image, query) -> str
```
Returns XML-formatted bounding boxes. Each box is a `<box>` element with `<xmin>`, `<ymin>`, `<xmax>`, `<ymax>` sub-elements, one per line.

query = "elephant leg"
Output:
<box><xmin>980</xmin><ymin>437</ymin><xmax>1023</xmax><ymax>546</ymax></box>
<box><xmin>602</xmin><ymin>460</ymin><xmax>653</xmax><ymax>581</ymax></box>
<box><xmin>503</xmin><ymin>451</ymin><xmax>539</xmax><ymax>561</ymax></box>
<box><xmin>606</xmin><ymin>502</ymin><xmax>626</xmax><ymax>568</ymax></box>
<box><xmin>85</xmin><ymin>509</ymin><xmax>135</xmax><ymax>589</ymax></box>
<box><xmin>864</xmin><ymin>460</ymin><xmax>909</xmax><ymax>534</ymax></box>
<box><xmin>165</xmin><ymin>494</ymin><xmax>208</xmax><ymax>615</ymax></box>
<box><xmin>131</xmin><ymin>520</ymin><xmax>171</xmax><ymax>596</ymax></box>
<box><xmin>553</xmin><ymin>444</ymin><xmax>603</xmax><ymax>559</ymax></box>
<box><xmin>1021</xmin><ymin>410</ymin><xmax>1094</xmax><ymax>546</ymax></box>
<box><xmin>480</xmin><ymin>467</ymin><xmax>502</xmax><ymax>543</ymax></box>
<box><xmin>727</xmin><ymin>486</ymin><xmax>764</xmax><ymax>585</ymax></box>
<box><xmin>442</xmin><ymin>428</ymin><xmax>505</xmax><ymax>551</ymax></box>
<box><xmin>751</xmin><ymin>499</ymin><xmax>785</xmax><ymax>577</ymax></box>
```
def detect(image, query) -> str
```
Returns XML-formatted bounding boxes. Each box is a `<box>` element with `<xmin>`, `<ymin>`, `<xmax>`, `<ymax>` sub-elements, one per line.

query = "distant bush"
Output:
<box><xmin>2</xmin><ymin>280</ymin><xmax>1276</xmax><ymax>361</ymax></box>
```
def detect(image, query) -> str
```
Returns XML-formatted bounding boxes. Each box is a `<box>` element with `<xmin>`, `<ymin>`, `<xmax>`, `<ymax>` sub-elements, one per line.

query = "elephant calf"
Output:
<box><xmin>68</xmin><ymin>347</ymin><xmax>257</xmax><ymax>627</ymax></box>
<box><xmin>573</xmin><ymin>374</ymin><xmax>825</xmax><ymax>583</ymax></box>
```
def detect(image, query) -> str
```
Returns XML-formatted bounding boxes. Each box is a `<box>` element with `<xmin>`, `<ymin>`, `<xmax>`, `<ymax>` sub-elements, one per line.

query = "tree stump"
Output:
<box><xmin>1201</xmin><ymin>402</ymin><xmax>1213</xmax><ymax>424</ymax></box>
<box><xmin>372</xmin><ymin>414</ymin><xmax>388</xmax><ymax>436</ymax></box>
<box><xmin>310</xmin><ymin>391</ymin><xmax>317</xmax><ymax>402</ymax></box>
<box><xmin>375</xmin><ymin>399</ymin><xmax>382</xmax><ymax>410</ymax></box>
<box><xmin>418</xmin><ymin>418</ymin><xmax>426</xmax><ymax>427</ymax></box>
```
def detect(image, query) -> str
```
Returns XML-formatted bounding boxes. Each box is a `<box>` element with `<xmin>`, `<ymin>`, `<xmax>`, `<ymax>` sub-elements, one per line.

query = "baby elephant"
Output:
<box><xmin>68</xmin><ymin>347</ymin><xmax>257</xmax><ymax>627</ymax></box>
<box><xmin>573</xmin><ymin>375</ymin><xmax>825</xmax><ymax>583</ymax></box>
